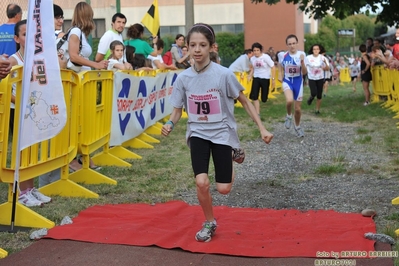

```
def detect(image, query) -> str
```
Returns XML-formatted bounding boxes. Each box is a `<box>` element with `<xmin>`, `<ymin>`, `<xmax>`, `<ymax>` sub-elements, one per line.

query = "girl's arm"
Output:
<box><xmin>236</xmin><ymin>91</ymin><xmax>273</xmax><ymax>144</ymax></box>
<box><xmin>277</xmin><ymin>62</ymin><xmax>283</xmax><ymax>82</ymax></box>
<box><xmin>153</xmin><ymin>59</ymin><xmax>178</xmax><ymax>70</ymax></box>
<box><xmin>300</xmin><ymin>53</ymin><xmax>307</xmax><ymax>75</ymax></box>
<box><xmin>161</xmin><ymin>107</ymin><xmax>182</xmax><ymax>136</ymax></box>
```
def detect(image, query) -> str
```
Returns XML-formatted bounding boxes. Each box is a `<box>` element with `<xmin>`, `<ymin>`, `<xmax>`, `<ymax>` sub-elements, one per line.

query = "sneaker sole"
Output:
<box><xmin>195</xmin><ymin>235</ymin><xmax>212</xmax><ymax>242</ymax></box>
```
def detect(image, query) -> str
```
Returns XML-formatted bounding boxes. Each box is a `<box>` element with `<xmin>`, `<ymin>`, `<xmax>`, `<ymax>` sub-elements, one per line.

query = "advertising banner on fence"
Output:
<box><xmin>110</xmin><ymin>71</ymin><xmax>178</xmax><ymax>146</ymax></box>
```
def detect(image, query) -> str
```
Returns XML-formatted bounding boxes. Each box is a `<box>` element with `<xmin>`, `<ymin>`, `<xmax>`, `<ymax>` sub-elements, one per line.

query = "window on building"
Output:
<box><xmin>211</xmin><ymin>24</ymin><xmax>244</xmax><ymax>34</ymax></box>
<box><xmin>62</xmin><ymin>19</ymin><xmax>105</xmax><ymax>38</ymax></box>
<box><xmin>159</xmin><ymin>26</ymin><xmax>186</xmax><ymax>37</ymax></box>
<box><xmin>304</xmin><ymin>23</ymin><xmax>311</xmax><ymax>34</ymax></box>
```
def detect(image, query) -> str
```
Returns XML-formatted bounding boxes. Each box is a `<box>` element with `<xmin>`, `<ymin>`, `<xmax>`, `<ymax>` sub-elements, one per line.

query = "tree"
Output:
<box><xmin>251</xmin><ymin>0</ymin><xmax>399</xmax><ymax>26</ymax></box>
<box><xmin>303</xmin><ymin>14</ymin><xmax>382</xmax><ymax>55</ymax></box>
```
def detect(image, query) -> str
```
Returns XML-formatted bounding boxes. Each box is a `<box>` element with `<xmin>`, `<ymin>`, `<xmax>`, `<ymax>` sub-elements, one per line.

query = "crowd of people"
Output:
<box><xmin>1</xmin><ymin>1</ymin><xmax>399</xmax><ymax>243</ymax></box>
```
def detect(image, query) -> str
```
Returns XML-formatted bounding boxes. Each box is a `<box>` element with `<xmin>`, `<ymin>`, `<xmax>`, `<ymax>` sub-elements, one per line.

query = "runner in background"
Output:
<box><xmin>278</xmin><ymin>34</ymin><xmax>307</xmax><ymax>137</ymax></box>
<box><xmin>305</xmin><ymin>44</ymin><xmax>329</xmax><ymax>115</ymax></box>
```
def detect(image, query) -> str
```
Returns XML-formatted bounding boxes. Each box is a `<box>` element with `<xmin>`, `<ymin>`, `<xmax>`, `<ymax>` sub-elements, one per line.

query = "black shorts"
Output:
<box><xmin>361</xmin><ymin>72</ymin><xmax>372</xmax><ymax>82</ymax></box>
<box><xmin>351</xmin><ymin>76</ymin><xmax>357</xmax><ymax>81</ymax></box>
<box><xmin>190</xmin><ymin>137</ymin><xmax>233</xmax><ymax>183</ymax></box>
<box><xmin>250</xmin><ymin>77</ymin><xmax>270</xmax><ymax>103</ymax></box>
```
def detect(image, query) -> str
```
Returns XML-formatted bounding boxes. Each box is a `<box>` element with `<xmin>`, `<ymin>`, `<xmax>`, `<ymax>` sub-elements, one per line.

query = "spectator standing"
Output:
<box><xmin>38</xmin><ymin>4</ymin><xmax>68</xmax><ymax>187</ymax></box>
<box><xmin>366</xmin><ymin>37</ymin><xmax>374</xmax><ymax>54</ymax></box>
<box><xmin>228</xmin><ymin>49</ymin><xmax>253</xmax><ymax>75</ymax></box>
<box><xmin>54</xmin><ymin>4</ymin><xmax>64</xmax><ymax>39</ymax></box>
<box><xmin>67</xmin><ymin>1</ymin><xmax>108</xmax><ymax>172</ymax></box>
<box><xmin>147</xmin><ymin>39</ymin><xmax>177</xmax><ymax>70</ymax></box>
<box><xmin>95</xmin><ymin>13</ymin><xmax>127</xmax><ymax>62</ymax></box>
<box><xmin>171</xmin><ymin>34</ymin><xmax>191</xmax><ymax>69</ymax></box>
<box><xmin>359</xmin><ymin>44</ymin><xmax>372</xmax><ymax>106</ymax></box>
<box><xmin>124</xmin><ymin>23</ymin><xmax>157</xmax><ymax>58</ymax></box>
<box><xmin>9</xmin><ymin>20</ymin><xmax>52</xmax><ymax>206</ymax></box>
<box><xmin>392</xmin><ymin>28</ymin><xmax>399</xmax><ymax>61</ymax></box>
<box><xmin>53</xmin><ymin>4</ymin><xmax>67</xmax><ymax>69</ymax></box>
<box><xmin>0</xmin><ymin>4</ymin><xmax>22</xmax><ymax>56</ymax></box>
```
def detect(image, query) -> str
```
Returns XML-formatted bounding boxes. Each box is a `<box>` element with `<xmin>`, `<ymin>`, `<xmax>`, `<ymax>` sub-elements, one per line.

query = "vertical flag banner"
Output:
<box><xmin>20</xmin><ymin>0</ymin><xmax>66</xmax><ymax>150</ymax></box>
<box><xmin>141</xmin><ymin>0</ymin><xmax>160</xmax><ymax>37</ymax></box>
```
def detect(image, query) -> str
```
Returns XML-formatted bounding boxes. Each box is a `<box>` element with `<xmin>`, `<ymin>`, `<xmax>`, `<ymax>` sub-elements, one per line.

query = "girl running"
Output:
<box><xmin>161</xmin><ymin>23</ymin><xmax>273</xmax><ymax>242</ymax></box>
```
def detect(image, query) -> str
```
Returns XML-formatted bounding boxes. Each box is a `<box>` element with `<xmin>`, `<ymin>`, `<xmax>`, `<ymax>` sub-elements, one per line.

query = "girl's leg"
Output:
<box><xmin>315</xmin><ymin>79</ymin><xmax>323</xmax><ymax>112</ymax></box>
<box><xmin>323</xmin><ymin>81</ymin><xmax>328</xmax><ymax>97</ymax></box>
<box><xmin>20</xmin><ymin>179</ymin><xmax>34</xmax><ymax>192</ymax></box>
<box><xmin>283</xmin><ymin>88</ymin><xmax>294</xmax><ymax>116</ymax></box>
<box><xmin>196</xmin><ymin>173</ymin><xmax>214</xmax><ymax>221</ymax></box>
<box><xmin>362</xmin><ymin>81</ymin><xmax>370</xmax><ymax>103</ymax></box>
<box><xmin>253</xmin><ymin>100</ymin><xmax>260</xmax><ymax>115</ymax></box>
<box><xmin>294</xmin><ymin>100</ymin><xmax>302</xmax><ymax>127</ymax></box>
<box><xmin>249</xmin><ymin>78</ymin><xmax>261</xmax><ymax>115</ymax></box>
<box><xmin>352</xmin><ymin>78</ymin><xmax>357</xmax><ymax>92</ymax></box>
<box><xmin>190</xmin><ymin>137</ymin><xmax>214</xmax><ymax>221</ymax></box>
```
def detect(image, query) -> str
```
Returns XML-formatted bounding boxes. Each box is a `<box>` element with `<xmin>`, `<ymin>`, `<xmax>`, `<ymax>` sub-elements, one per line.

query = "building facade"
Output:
<box><xmin>2</xmin><ymin>0</ymin><xmax>314</xmax><ymax>51</ymax></box>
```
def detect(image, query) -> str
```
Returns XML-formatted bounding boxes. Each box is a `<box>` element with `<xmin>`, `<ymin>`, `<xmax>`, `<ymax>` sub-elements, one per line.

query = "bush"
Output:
<box><xmin>216</xmin><ymin>32</ymin><xmax>244</xmax><ymax>67</ymax></box>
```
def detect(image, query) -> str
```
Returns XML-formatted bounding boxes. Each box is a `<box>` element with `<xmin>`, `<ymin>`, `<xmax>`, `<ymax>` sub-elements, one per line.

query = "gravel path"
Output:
<box><xmin>179</xmin><ymin>114</ymin><xmax>399</xmax><ymax>232</ymax></box>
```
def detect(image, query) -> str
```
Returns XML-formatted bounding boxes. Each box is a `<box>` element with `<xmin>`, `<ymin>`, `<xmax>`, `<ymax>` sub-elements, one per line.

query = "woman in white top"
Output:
<box><xmin>67</xmin><ymin>2</ymin><xmax>108</xmax><ymax>72</ymax></box>
<box><xmin>147</xmin><ymin>39</ymin><xmax>177</xmax><ymax>70</ymax></box>
<box><xmin>248</xmin><ymin>42</ymin><xmax>275</xmax><ymax>116</ymax></box>
<box><xmin>305</xmin><ymin>44</ymin><xmax>329</xmax><ymax>114</ymax></box>
<box><xmin>68</xmin><ymin>2</ymin><xmax>108</xmax><ymax>172</ymax></box>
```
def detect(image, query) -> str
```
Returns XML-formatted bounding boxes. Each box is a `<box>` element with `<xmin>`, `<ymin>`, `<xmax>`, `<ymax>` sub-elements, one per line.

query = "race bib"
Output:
<box><xmin>285</xmin><ymin>64</ymin><xmax>301</xmax><ymax>77</ymax></box>
<box><xmin>310</xmin><ymin>67</ymin><xmax>323</xmax><ymax>77</ymax></box>
<box><xmin>187</xmin><ymin>91</ymin><xmax>222</xmax><ymax>123</ymax></box>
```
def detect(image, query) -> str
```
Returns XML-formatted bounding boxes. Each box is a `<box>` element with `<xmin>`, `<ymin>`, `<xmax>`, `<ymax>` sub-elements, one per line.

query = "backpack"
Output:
<box><xmin>162</xmin><ymin>51</ymin><xmax>173</xmax><ymax>65</ymax></box>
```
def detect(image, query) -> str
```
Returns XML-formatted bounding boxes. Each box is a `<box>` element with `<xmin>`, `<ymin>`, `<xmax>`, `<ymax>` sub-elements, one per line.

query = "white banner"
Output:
<box><xmin>110</xmin><ymin>71</ymin><xmax>178</xmax><ymax>146</ymax></box>
<box><xmin>20</xmin><ymin>0</ymin><xmax>66</xmax><ymax>150</ymax></box>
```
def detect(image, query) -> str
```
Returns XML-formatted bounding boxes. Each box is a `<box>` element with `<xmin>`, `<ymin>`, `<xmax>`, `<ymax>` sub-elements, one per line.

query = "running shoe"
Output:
<box><xmin>284</xmin><ymin>116</ymin><xmax>292</xmax><ymax>129</ymax></box>
<box><xmin>31</xmin><ymin>188</ymin><xmax>52</xmax><ymax>203</ymax></box>
<box><xmin>294</xmin><ymin>127</ymin><xmax>305</xmax><ymax>138</ymax></box>
<box><xmin>232</xmin><ymin>148</ymin><xmax>245</xmax><ymax>164</ymax></box>
<box><xmin>18</xmin><ymin>190</ymin><xmax>43</xmax><ymax>207</ymax></box>
<box><xmin>307</xmin><ymin>96</ymin><xmax>314</xmax><ymax>105</ymax></box>
<box><xmin>363</xmin><ymin>101</ymin><xmax>370</xmax><ymax>106</ymax></box>
<box><xmin>195</xmin><ymin>220</ymin><xmax>217</xmax><ymax>242</ymax></box>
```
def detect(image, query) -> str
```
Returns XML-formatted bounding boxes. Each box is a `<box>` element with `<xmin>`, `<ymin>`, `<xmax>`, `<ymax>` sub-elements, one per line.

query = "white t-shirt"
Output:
<box><xmin>107</xmin><ymin>58</ymin><xmax>124</xmax><ymax>71</ymax></box>
<box><xmin>279</xmin><ymin>51</ymin><xmax>306</xmax><ymax>80</ymax></box>
<box><xmin>229</xmin><ymin>54</ymin><xmax>251</xmax><ymax>72</ymax></box>
<box><xmin>169</xmin><ymin>62</ymin><xmax>243</xmax><ymax>149</ymax></box>
<box><xmin>349</xmin><ymin>64</ymin><xmax>360</xmax><ymax>77</ymax></box>
<box><xmin>147</xmin><ymin>54</ymin><xmax>163</xmax><ymax>69</ymax></box>
<box><xmin>305</xmin><ymin>54</ymin><xmax>328</xmax><ymax>80</ymax></box>
<box><xmin>97</xmin><ymin>30</ymin><xmax>123</xmax><ymax>58</ymax></box>
<box><xmin>68</xmin><ymin>27</ymin><xmax>92</xmax><ymax>71</ymax></box>
<box><xmin>250</xmin><ymin>53</ymin><xmax>274</xmax><ymax>78</ymax></box>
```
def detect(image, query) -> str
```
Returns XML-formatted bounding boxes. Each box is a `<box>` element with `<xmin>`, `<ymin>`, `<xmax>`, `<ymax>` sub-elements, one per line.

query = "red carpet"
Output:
<box><xmin>45</xmin><ymin>201</ymin><xmax>376</xmax><ymax>258</ymax></box>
